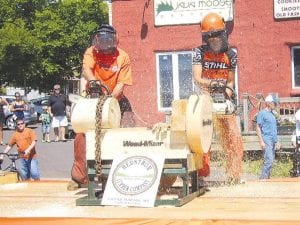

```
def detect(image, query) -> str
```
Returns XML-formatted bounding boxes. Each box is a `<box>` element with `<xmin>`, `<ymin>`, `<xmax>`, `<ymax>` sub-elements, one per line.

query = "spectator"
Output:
<box><xmin>10</xmin><ymin>92</ymin><xmax>27</xmax><ymax>120</ymax></box>
<box><xmin>256</xmin><ymin>94</ymin><xmax>280</xmax><ymax>180</ymax></box>
<box><xmin>0</xmin><ymin>96</ymin><xmax>9</xmax><ymax>145</ymax></box>
<box><xmin>48</xmin><ymin>84</ymin><xmax>70</xmax><ymax>142</ymax></box>
<box><xmin>40</xmin><ymin>105</ymin><xmax>51</xmax><ymax>143</ymax></box>
<box><xmin>0</xmin><ymin>118</ymin><xmax>40</xmax><ymax>181</ymax></box>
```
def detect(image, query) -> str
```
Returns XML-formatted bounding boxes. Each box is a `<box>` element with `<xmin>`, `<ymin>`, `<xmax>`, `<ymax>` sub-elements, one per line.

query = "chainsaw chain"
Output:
<box><xmin>95</xmin><ymin>95</ymin><xmax>108</xmax><ymax>180</ymax></box>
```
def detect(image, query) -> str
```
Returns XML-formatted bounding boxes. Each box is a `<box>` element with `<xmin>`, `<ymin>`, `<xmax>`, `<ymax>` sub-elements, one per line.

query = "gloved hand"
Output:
<box><xmin>225</xmin><ymin>99</ymin><xmax>236</xmax><ymax>114</ymax></box>
<box><xmin>209</xmin><ymin>80</ymin><xmax>218</xmax><ymax>88</ymax></box>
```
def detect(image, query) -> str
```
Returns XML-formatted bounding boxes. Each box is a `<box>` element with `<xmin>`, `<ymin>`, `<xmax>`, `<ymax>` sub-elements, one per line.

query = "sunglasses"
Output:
<box><xmin>17</xmin><ymin>122</ymin><xmax>24</xmax><ymax>126</ymax></box>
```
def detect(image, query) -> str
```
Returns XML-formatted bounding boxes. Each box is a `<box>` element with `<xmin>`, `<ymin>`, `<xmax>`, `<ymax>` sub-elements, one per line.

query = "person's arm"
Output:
<box><xmin>10</xmin><ymin>102</ymin><xmax>15</xmax><ymax>112</ymax></box>
<box><xmin>22</xmin><ymin>101</ymin><xmax>28</xmax><ymax>111</ymax></box>
<box><xmin>226</xmin><ymin>70</ymin><xmax>235</xmax><ymax>98</ymax></box>
<box><xmin>256</xmin><ymin>123</ymin><xmax>265</xmax><ymax>149</ymax></box>
<box><xmin>47</xmin><ymin>98</ymin><xmax>53</xmax><ymax>117</ymax></box>
<box><xmin>3</xmin><ymin>98</ymin><xmax>9</xmax><ymax>106</ymax></box>
<box><xmin>2</xmin><ymin>99</ymin><xmax>9</xmax><ymax>113</ymax></box>
<box><xmin>24</xmin><ymin>130</ymin><xmax>37</xmax><ymax>156</ymax></box>
<box><xmin>82</xmin><ymin>47</ymin><xmax>96</xmax><ymax>82</ymax></box>
<box><xmin>65</xmin><ymin>95</ymin><xmax>71</xmax><ymax>117</ymax></box>
<box><xmin>111</xmin><ymin>83</ymin><xmax>125</xmax><ymax>99</ymax></box>
<box><xmin>82</xmin><ymin>67</ymin><xmax>96</xmax><ymax>82</ymax></box>
<box><xmin>192</xmin><ymin>64</ymin><xmax>211</xmax><ymax>89</ymax></box>
<box><xmin>23</xmin><ymin>140</ymin><xmax>36</xmax><ymax>156</ymax></box>
<box><xmin>192</xmin><ymin>47</ymin><xmax>211</xmax><ymax>90</ymax></box>
<box><xmin>113</xmin><ymin>51</ymin><xmax>132</xmax><ymax>99</ymax></box>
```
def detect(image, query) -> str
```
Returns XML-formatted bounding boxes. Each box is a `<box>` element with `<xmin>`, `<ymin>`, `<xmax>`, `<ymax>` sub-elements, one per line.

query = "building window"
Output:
<box><xmin>292</xmin><ymin>46</ymin><xmax>300</xmax><ymax>88</ymax></box>
<box><xmin>156</xmin><ymin>52</ymin><xmax>194</xmax><ymax>110</ymax></box>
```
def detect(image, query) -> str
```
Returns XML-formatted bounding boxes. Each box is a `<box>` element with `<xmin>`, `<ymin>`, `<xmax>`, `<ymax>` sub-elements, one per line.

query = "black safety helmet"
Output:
<box><xmin>92</xmin><ymin>24</ymin><xmax>117</xmax><ymax>55</ymax></box>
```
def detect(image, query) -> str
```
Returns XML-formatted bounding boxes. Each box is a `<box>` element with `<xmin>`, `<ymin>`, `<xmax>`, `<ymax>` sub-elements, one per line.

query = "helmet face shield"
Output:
<box><xmin>94</xmin><ymin>32</ymin><xmax>117</xmax><ymax>54</ymax></box>
<box><xmin>203</xmin><ymin>30</ymin><xmax>228</xmax><ymax>53</ymax></box>
<box><xmin>202</xmin><ymin>30</ymin><xmax>225</xmax><ymax>42</ymax></box>
<box><xmin>93</xmin><ymin>28</ymin><xmax>117</xmax><ymax>55</ymax></box>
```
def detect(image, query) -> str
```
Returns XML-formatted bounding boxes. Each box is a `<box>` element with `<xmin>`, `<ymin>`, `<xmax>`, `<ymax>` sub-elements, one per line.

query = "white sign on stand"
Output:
<box><xmin>101</xmin><ymin>154</ymin><xmax>165</xmax><ymax>207</ymax></box>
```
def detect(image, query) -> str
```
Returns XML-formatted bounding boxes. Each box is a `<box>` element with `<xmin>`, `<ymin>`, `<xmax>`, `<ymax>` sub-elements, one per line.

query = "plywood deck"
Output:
<box><xmin>0</xmin><ymin>179</ymin><xmax>300</xmax><ymax>224</ymax></box>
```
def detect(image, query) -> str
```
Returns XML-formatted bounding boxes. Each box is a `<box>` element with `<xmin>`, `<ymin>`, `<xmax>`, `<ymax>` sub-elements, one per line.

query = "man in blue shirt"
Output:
<box><xmin>256</xmin><ymin>94</ymin><xmax>280</xmax><ymax>180</ymax></box>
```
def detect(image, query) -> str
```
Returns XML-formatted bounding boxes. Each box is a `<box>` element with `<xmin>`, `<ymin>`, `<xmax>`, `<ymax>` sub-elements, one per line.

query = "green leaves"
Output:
<box><xmin>0</xmin><ymin>0</ymin><xmax>108</xmax><ymax>91</ymax></box>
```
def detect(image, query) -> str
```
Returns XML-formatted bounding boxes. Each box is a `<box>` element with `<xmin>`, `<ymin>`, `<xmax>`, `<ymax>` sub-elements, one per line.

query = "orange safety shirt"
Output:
<box><xmin>192</xmin><ymin>45</ymin><xmax>237</xmax><ymax>80</ymax></box>
<box><xmin>83</xmin><ymin>46</ymin><xmax>133</xmax><ymax>93</ymax></box>
<box><xmin>8</xmin><ymin>128</ymin><xmax>37</xmax><ymax>159</ymax></box>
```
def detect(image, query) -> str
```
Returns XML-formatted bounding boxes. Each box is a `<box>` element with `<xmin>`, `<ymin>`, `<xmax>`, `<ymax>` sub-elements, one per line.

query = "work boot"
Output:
<box><xmin>67</xmin><ymin>180</ymin><xmax>80</xmax><ymax>191</ymax></box>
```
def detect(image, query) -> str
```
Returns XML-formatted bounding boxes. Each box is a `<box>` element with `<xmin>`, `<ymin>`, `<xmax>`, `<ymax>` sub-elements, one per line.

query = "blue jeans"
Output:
<box><xmin>260</xmin><ymin>139</ymin><xmax>276</xmax><ymax>179</ymax></box>
<box><xmin>17</xmin><ymin>158</ymin><xmax>40</xmax><ymax>180</ymax></box>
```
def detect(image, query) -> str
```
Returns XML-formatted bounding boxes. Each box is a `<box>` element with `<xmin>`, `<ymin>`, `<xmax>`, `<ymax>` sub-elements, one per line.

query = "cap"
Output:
<box><xmin>265</xmin><ymin>94</ymin><xmax>279</xmax><ymax>104</ymax></box>
<box><xmin>265</xmin><ymin>94</ymin><xmax>274</xmax><ymax>103</ymax></box>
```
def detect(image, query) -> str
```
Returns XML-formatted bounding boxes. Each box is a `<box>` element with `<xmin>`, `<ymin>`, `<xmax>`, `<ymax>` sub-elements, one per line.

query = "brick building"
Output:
<box><xmin>109</xmin><ymin>0</ymin><xmax>300</xmax><ymax>125</ymax></box>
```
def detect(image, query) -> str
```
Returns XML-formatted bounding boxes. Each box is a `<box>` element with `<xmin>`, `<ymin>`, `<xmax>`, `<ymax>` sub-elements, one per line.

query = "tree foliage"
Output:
<box><xmin>0</xmin><ymin>0</ymin><xmax>108</xmax><ymax>91</ymax></box>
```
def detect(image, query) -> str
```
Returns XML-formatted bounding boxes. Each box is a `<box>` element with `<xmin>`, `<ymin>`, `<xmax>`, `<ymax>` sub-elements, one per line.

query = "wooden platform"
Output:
<box><xmin>0</xmin><ymin>171</ymin><xmax>18</xmax><ymax>184</ymax></box>
<box><xmin>1</xmin><ymin>179</ymin><xmax>300</xmax><ymax>224</ymax></box>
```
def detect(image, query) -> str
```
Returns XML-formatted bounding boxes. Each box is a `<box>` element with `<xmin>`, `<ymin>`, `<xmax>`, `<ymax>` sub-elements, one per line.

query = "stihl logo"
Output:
<box><xmin>204</xmin><ymin>62</ymin><xmax>228</xmax><ymax>69</ymax></box>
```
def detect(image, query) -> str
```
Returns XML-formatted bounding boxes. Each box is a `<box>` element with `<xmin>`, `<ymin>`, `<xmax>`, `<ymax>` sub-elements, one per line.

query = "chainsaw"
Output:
<box><xmin>85</xmin><ymin>80</ymin><xmax>111</xmax><ymax>98</ymax></box>
<box><xmin>208</xmin><ymin>79</ymin><xmax>236</xmax><ymax>114</ymax></box>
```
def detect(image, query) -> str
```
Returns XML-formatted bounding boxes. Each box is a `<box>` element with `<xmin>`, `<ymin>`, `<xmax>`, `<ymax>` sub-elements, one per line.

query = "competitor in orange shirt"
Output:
<box><xmin>82</xmin><ymin>24</ymin><xmax>134</xmax><ymax>126</ymax></box>
<box><xmin>192</xmin><ymin>13</ymin><xmax>240</xmax><ymax>181</ymax></box>
<box><xmin>193</xmin><ymin>13</ymin><xmax>237</xmax><ymax>99</ymax></box>
<box><xmin>70</xmin><ymin>24</ymin><xmax>135</xmax><ymax>189</ymax></box>
<box><xmin>0</xmin><ymin>118</ymin><xmax>40</xmax><ymax>180</ymax></box>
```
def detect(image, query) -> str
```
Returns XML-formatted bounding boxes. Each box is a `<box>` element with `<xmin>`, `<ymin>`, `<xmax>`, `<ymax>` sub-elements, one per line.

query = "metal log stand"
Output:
<box><xmin>76</xmin><ymin>158</ymin><xmax>206</xmax><ymax>207</ymax></box>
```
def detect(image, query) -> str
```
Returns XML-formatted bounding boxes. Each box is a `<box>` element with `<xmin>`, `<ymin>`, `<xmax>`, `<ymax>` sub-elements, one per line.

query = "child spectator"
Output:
<box><xmin>40</xmin><ymin>105</ymin><xmax>51</xmax><ymax>143</ymax></box>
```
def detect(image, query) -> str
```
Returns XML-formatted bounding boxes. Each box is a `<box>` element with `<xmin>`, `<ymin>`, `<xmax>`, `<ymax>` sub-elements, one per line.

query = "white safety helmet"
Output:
<box><xmin>265</xmin><ymin>94</ymin><xmax>279</xmax><ymax>104</ymax></box>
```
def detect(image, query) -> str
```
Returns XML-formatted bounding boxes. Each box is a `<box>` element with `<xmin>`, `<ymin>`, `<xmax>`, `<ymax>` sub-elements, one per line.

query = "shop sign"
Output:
<box><xmin>274</xmin><ymin>0</ymin><xmax>300</xmax><ymax>19</ymax></box>
<box><xmin>154</xmin><ymin>0</ymin><xmax>234</xmax><ymax>26</ymax></box>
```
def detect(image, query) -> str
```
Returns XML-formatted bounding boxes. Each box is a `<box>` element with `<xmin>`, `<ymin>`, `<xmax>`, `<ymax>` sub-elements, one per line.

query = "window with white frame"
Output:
<box><xmin>292</xmin><ymin>46</ymin><xmax>300</xmax><ymax>88</ymax></box>
<box><xmin>156</xmin><ymin>51</ymin><xmax>194</xmax><ymax>110</ymax></box>
<box><xmin>156</xmin><ymin>49</ymin><xmax>239</xmax><ymax>110</ymax></box>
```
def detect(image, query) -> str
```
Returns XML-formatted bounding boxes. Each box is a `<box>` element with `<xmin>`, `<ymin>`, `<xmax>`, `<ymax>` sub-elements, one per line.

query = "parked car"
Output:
<box><xmin>29</xmin><ymin>96</ymin><xmax>49</xmax><ymax>121</ymax></box>
<box><xmin>1</xmin><ymin>95</ymin><xmax>37</xmax><ymax>130</ymax></box>
<box><xmin>30</xmin><ymin>95</ymin><xmax>75</xmax><ymax>139</ymax></box>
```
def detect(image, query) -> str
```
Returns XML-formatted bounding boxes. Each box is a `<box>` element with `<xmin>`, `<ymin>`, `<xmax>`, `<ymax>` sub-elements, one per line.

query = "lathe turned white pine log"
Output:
<box><xmin>185</xmin><ymin>94</ymin><xmax>213</xmax><ymax>154</ymax></box>
<box><xmin>71</xmin><ymin>97</ymin><xmax>121</xmax><ymax>133</ymax></box>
